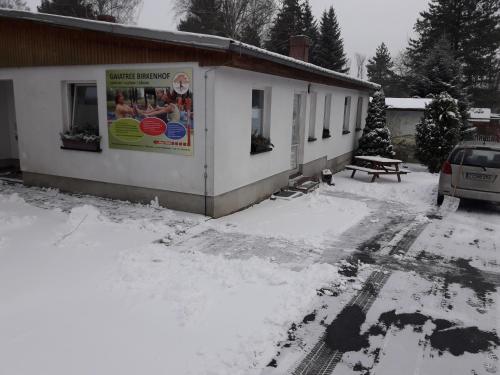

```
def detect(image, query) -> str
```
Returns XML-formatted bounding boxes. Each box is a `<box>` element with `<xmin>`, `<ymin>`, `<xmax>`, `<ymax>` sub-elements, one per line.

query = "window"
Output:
<box><xmin>251</xmin><ymin>89</ymin><xmax>265</xmax><ymax>136</ymax></box>
<box><xmin>355</xmin><ymin>97</ymin><xmax>364</xmax><ymax>131</ymax></box>
<box><xmin>308</xmin><ymin>92</ymin><xmax>317</xmax><ymax>141</ymax></box>
<box><xmin>250</xmin><ymin>88</ymin><xmax>272</xmax><ymax>154</ymax></box>
<box><xmin>70</xmin><ymin>84</ymin><xmax>99</xmax><ymax>134</ymax></box>
<box><xmin>61</xmin><ymin>83</ymin><xmax>101</xmax><ymax>152</ymax></box>
<box><xmin>322</xmin><ymin>94</ymin><xmax>332</xmax><ymax>138</ymax></box>
<box><xmin>343</xmin><ymin>96</ymin><xmax>352</xmax><ymax>134</ymax></box>
<box><xmin>450</xmin><ymin>148</ymin><xmax>500</xmax><ymax>168</ymax></box>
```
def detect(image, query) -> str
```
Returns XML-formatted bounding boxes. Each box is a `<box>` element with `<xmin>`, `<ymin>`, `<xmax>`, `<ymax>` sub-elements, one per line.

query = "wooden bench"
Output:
<box><xmin>345</xmin><ymin>165</ymin><xmax>408</xmax><ymax>182</ymax></box>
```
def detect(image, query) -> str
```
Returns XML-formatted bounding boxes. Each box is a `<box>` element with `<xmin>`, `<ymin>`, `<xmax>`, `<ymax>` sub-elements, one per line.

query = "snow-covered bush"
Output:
<box><xmin>415</xmin><ymin>92</ymin><xmax>461</xmax><ymax>173</ymax></box>
<box><xmin>356</xmin><ymin>90</ymin><xmax>395</xmax><ymax>158</ymax></box>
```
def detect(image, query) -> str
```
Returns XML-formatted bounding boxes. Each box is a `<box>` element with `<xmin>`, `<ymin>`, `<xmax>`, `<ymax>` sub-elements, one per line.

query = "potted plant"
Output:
<box><xmin>250</xmin><ymin>133</ymin><xmax>274</xmax><ymax>154</ymax></box>
<box><xmin>60</xmin><ymin>128</ymin><xmax>102</xmax><ymax>152</ymax></box>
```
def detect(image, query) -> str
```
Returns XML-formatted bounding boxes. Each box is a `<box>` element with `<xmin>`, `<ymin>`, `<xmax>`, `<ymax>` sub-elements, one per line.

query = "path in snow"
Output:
<box><xmin>264</xmin><ymin>192</ymin><xmax>500</xmax><ymax>375</ymax></box>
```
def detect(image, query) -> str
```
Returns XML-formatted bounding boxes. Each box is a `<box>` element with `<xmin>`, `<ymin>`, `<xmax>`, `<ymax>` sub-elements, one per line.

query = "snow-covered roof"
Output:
<box><xmin>385</xmin><ymin>98</ymin><xmax>433</xmax><ymax>110</ymax></box>
<box><xmin>0</xmin><ymin>9</ymin><xmax>379</xmax><ymax>91</ymax></box>
<box><xmin>469</xmin><ymin>107</ymin><xmax>491</xmax><ymax>121</ymax></box>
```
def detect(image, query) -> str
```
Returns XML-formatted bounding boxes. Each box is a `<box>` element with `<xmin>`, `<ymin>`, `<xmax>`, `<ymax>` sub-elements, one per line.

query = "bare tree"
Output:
<box><xmin>175</xmin><ymin>0</ymin><xmax>275</xmax><ymax>45</ymax></box>
<box><xmin>0</xmin><ymin>0</ymin><xmax>29</xmax><ymax>10</ymax></box>
<box><xmin>393</xmin><ymin>51</ymin><xmax>411</xmax><ymax>78</ymax></box>
<box><xmin>89</xmin><ymin>0</ymin><xmax>143</xmax><ymax>24</ymax></box>
<box><xmin>355</xmin><ymin>53</ymin><xmax>366</xmax><ymax>79</ymax></box>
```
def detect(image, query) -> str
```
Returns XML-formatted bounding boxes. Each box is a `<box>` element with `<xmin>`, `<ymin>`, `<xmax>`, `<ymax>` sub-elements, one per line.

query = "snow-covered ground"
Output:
<box><xmin>0</xmin><ymin>180</ymin><xmax>370</xmax><ymax>375</ymax></box>
<box><xmin>210</xmin><ymin>189</ymin><xmax>370</xmax><ymax>247</ymax></box>
<box><xmin>333</xmin><ymin>163</ymin><xmax>439</xmax><ymax>211</ymax></box>
<box><xmin>1</xmin><ymin>163</ymin><xmax>498</xmax><ymax>375</ymax></box>
<box><xmin>336</xmin><ymin>270</ymin><xmax>499</xmax><ymax>375</ymax></box>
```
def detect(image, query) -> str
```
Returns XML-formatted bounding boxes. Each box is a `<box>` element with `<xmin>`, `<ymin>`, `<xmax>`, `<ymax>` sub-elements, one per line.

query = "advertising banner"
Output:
<box><xmin>106</xmin><ymin>68</ymin><xmax>193</xmax><ymax>155</ymax></box>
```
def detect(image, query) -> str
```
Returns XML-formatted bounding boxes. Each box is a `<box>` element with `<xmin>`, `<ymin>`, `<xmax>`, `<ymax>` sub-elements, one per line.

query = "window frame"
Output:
<box><xmin>61</xmin><ymin>81</ymin><xmax>101</xmax><ymax>152</ymax></box>
<box><xmin>63</xmin><ymin>81</ymin><xmax>99</xmax><ymax>134</ymax></box>
<box><xmin>250</xmin><ymin>87</ymin><xmax>273</xmax><ymax>155</ymax></box>
<box><xmin>342</xmin><ymin>96</ymin><xmax>352</xmax><ymax>135</ymax></box>
<box><xmin>322</xmin><ymin>94</ymin><xmax>332</xmax><ymax>139</ymax></box>
<box><xmin>308</xmin><ymin>92</ymin><xmax>318</xmax><ymax>142</ymax></box>
<box><xmin>355</xmin><ymin>96</ymin><xmax>364</xmax><ymax>131</ymax></box>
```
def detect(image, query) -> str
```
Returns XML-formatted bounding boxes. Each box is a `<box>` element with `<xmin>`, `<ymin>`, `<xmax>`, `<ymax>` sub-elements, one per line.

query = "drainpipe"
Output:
<box><xmin>203</xmin><ymin>69</ymin><xmax>212</xmax><ymax>216</ymax></box>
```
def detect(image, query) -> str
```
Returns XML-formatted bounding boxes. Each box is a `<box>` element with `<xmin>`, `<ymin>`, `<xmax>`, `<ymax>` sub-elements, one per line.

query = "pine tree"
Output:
<box><xmin>367</xmin><ymin>43</ymin><xmax>394</xmax><ymax>90</ymax></box>
<box><xmin>240</xmin><ymin>24</ymin><xmax>262</xmax><ymax>47</ymax></box>
<box><xmin>415</xmin><ymin>92</ymin><xmax>461</xmax><ymax>173</ymax></box>
<box><xmin>265</xmin><ymin>0</ymin><xmax>304</xmax><ymax>55</ymax></box>
<box><xmin>407</xmin><ymin>0</ymin><xmax>500</xmax><ymax>108</ymax></box>
<box><xmin>408</xmin><ymin>36</ymin><xmax>464</xmax><ymax>99</ymax></box>
<box><xmin>409</xmin><ymin>36</ymin><xmax>471</xmax><ymax>136</ymax></box>
<box><xmin>315</xmin><ymin>6</ymin><xmax>348</xmax><ymax>73</ymax></box>
<box><xmin>177</xmin><ymin>0</ymin><xmax>223</xmax><ymax>36</ymax></box>
<box><xmin>38</xmin><ymin>0</ymin><xmax>95</xmax><ymax>18</ymax></box>
<box><xmin>301</xmin><ymin>0</ymin><xmax>318</xmax><ymax>63</ymax></box>
<box><xmin>356</xmin><ymin>91</ymin><xmax>395</xmax><ymax>158</ymax></box>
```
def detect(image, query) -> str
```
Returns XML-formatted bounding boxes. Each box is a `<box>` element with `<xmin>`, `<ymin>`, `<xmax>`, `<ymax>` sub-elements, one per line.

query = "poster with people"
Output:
<box><xmin>106</xmin><ymin>68</ymin><xmax>193</xmax><ymax>155</ymax></box>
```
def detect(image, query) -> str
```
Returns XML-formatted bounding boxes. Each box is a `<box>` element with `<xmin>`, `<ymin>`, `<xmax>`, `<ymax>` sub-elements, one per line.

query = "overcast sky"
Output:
<box><xmin>26</xmin><ymin>0</ymin><xmax>430</xmax><ymax>75</ymax></box>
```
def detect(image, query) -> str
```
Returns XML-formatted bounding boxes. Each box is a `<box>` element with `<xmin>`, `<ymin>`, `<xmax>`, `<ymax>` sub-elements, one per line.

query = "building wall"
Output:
<box><xmin>0</xmin><ymin>63</ymin><xmax>211</xmax><ymax>196</ymax></box>
<box><xmin>386</xmin><ymin>109</ymin><xmax>423</xmax><ymax>163</ymax></box>
<box><xmin>212</xmin><ymin>67</ymin><xmax>369</xmax><ymax>196</ymax></box>
<box><xmin>0</xmin><ymin>62</ymin><xmax>371</xmax><ymax>216</ymax></box>
<box><xmin>386</xmin><ymin>110</ymin><xmax>423</xmax><ymax>137</ymax></box>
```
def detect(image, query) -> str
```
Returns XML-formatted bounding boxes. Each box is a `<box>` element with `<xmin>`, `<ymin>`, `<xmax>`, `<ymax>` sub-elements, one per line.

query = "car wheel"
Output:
<box><xmin>437</xmin><ymin>194</ymin><xmax>444</xmax><ymax>206</ymax></box>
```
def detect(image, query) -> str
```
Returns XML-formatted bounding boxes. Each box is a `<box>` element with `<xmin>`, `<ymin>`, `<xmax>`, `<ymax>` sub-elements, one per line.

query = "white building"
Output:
<box><xmin>0</xmin><ymin>10</ymin><xmax>378</xmax><ymax>217</ymax></box>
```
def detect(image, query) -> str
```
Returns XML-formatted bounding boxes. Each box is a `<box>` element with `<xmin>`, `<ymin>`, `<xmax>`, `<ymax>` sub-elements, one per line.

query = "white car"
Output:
<box><xmin>437</xmin><ymin>142</ymin><xmax>500</xmax><ymax>205</ymax></box>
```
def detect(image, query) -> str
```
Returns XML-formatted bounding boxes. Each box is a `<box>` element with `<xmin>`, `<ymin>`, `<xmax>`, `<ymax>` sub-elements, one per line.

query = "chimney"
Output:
<box><xmin>289</xmin><ymin>35</ymin><xmax>312</xmax><ymax>62</ymax></box>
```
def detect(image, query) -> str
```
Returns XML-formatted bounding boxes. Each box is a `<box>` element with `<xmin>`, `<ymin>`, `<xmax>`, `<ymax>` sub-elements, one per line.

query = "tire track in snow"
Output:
<box><xmin>290</xmin><ymin>217</ymin><xmax>430</xmax><ymax>375</ymax></box>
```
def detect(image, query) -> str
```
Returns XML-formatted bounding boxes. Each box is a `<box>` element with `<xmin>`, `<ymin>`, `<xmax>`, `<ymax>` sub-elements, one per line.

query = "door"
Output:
<box><xmin>291</xmin><ymin>93</ymin><xmax>302</xmax><ymax>170</ymax></box>
<box><xmin>0</xmin><ymin>80</ymin><xmax>19</xmax><ymax>170</ymax></box>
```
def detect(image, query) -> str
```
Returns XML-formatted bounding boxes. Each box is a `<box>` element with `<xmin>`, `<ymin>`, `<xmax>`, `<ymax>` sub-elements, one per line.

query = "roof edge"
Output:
<box><xmin>0</xmin><ymin>8</ymin><xmax>380</xmax><ymax>90</ymax></box>
<box><xmin>0</xmin><ymin>8</ymin><xmax>231</xmax><ymax>50</ymax></box>
<box><xmin>229</xmin><ymin>41</ymin><xmax>379</xmax><ymax>91</ymax></box>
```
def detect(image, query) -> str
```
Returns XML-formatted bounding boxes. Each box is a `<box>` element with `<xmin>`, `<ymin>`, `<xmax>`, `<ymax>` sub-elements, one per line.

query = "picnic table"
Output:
<box><xmin>345</xmin><ymin>155</ymin><xmax>408</xmax><ymax>182</ymax></box>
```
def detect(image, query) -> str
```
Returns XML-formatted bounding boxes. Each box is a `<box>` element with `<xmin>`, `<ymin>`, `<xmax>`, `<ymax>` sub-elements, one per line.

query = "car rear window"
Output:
<box><xmin>450</xmin><ymin>148</ymin><xmax>500</xmax><ymax>168</ymax></box>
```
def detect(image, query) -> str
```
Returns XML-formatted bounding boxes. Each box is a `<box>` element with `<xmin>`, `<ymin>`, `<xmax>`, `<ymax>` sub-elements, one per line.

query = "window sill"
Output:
<box><xmin>342</xmin><ymin>130</ymin><xmax>351</xmax><ymax>135</ymax></box>
<box><xmin>250</xmin><ymin>147</ymin><xmax>273</xmax><ymax>155</ymax></box>
<box><xmin>61</xmin><ymin>146</ymin><xmax>102</xmax><ymax>153</ymax></box>
<box><xmin>308</xmin><ymin>137</ymin><xmax>317</xmax><ymax>142</ymax></box>
<box><xmin>355</xmin><ymin>128</ymin><xmax>362</xmax><ymax>132</ymax></box>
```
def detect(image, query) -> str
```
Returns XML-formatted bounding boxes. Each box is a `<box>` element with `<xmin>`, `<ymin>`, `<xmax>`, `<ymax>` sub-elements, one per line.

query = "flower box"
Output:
<box><xmin>60</xmin><ymin>132</ymin><xmax>102</xmax><ymax>152</ymax></box>
<box><xmin>250</xmin><ymin>134</ymin><xmax>274</xmax><ymax>155</ymax></box>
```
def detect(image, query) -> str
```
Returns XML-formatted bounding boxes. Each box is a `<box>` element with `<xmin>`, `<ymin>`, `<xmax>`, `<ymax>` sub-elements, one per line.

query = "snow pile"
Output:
<box><xmin>117</xmin><ymin>246</ymin><xmax>337</xmax><ymax>374</ymax></box>
<box><xmin>0</xmin><ymin>190</ymin><xmax>339</xmax><ymax>375</ymax></box>
<box><xmin>332</xmin><ymin>164</ymin><xmax>439</xmax><ymax>211</ymax></box>
<box><xmin>211</xmin><ymin>189</ymin><xmax>370</xmax><ymax>247</ymax></box>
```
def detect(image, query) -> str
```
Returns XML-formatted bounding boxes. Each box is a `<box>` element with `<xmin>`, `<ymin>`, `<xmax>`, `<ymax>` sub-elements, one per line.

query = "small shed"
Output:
<box><xmin>385</xmin><ymin>98</ymin><xmax>432</xmax><ymax>162</ymax></box>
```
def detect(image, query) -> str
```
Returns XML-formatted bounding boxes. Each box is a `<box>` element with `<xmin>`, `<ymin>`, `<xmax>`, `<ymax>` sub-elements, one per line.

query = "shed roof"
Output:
<box><xmin>385</xmin><ymin>98</ymin><xmax>433</xmax><ymax>110</ymax></box>
<box><xmin>0</xmin><ymin>9</ymin><xmax>379</xmax><ymax>91</ymax></box>
<box><xmin>469</xmin><ymin>107</ymin><xmax>492</xmax><ymax>121</ymax></box>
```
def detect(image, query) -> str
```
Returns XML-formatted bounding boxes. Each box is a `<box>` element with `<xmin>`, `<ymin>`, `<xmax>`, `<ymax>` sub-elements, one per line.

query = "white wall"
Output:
<box><xmin>213</xmin><ymin>67</ymin><xmax>370</xmax><ymax>195</ymax></box>
<box><xmin>386</xmin><ymin>110</ymin><xmax>423</xmax><ymax>138</ymax></box>
<box><xmin>0</xmin><ymin>63</ymin><xmax>210</xmax><ymax>196</ymax></box>
<box><xmin>0</xmin><ymin>80</ymin><xmax>18</xmax><ymax>160</ymax></box>
<box><xmin>302</xmin><ymin>84</ymin><xmax>369</xmax><ymax>164</ymax></box>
